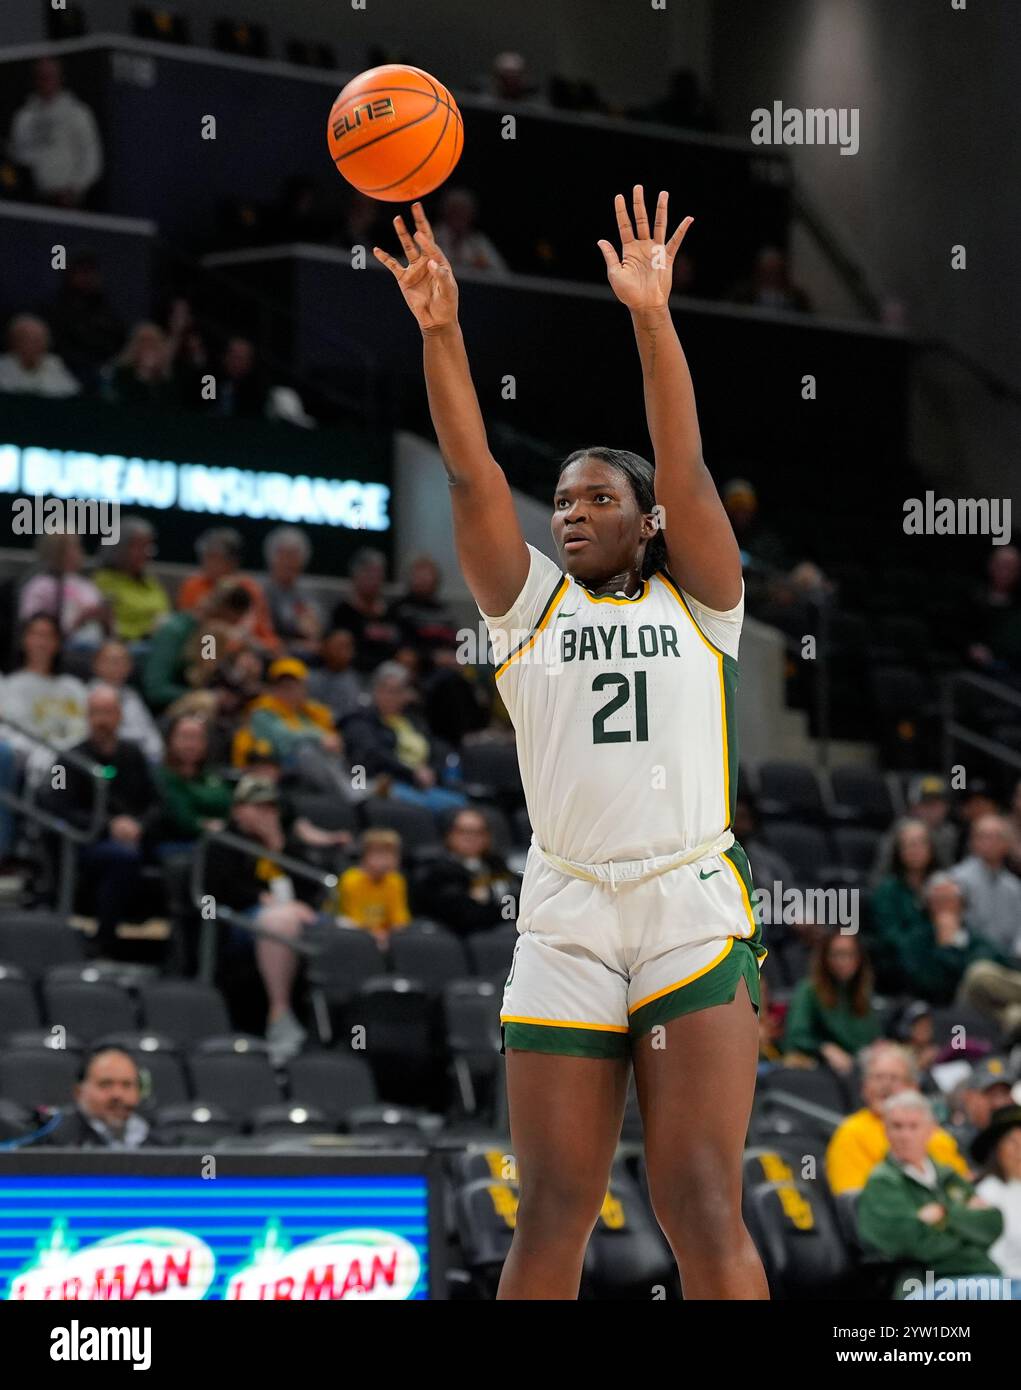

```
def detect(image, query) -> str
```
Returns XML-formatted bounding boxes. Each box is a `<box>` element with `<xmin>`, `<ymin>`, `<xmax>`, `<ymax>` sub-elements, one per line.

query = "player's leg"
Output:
<box><xmin>631</xmin><ymin>953</ymin><xmax>768</xmax><ymax>1299</ymax></box>
<box><xmin>497</xmin><ymin>864</ymin><xmax>630</xmax><ymax>1297</ymax></box>
<box><xmin>497</xmin><ymin>1047</ymin><xmax>630</xmax><ymax>1299</ymax></box>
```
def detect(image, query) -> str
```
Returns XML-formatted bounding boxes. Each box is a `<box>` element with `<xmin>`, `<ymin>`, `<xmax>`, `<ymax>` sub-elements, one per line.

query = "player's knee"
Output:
<box><xmin>516</xmin><ymin>1169</ymin><xmax>606</xmax><ymax>1237</ymax></box>
<box><xmin>648</xmin><ymin>1157</ymin><xmax>740</xmax><ymax>1248</ymax></box>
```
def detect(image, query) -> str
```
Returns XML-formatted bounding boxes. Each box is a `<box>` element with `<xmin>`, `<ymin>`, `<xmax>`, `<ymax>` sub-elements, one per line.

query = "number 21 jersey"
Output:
<box><xmin>477</xmin><ymin>544</ymin><xmax>743</xmax><ymax>865</ymax></box>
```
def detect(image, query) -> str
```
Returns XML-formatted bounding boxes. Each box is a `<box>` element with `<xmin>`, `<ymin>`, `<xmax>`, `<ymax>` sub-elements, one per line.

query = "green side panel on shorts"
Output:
<box><xmin>723</xmin><ymin>652</ymin><xmax>740</xmax><ymax>826</ymax></box>
<box><xmin>628</xmin><ymin>939</ymin><xmax>761</xmax><ymax>1040</ymax></box>
<box><xmin>502</xmin><ymin>1022</ymin><xmax>629</xmax><ymax>1060</ymax></box>
<box><xmin>724</xmin><ymin>838</ymin><xmax>766</xmax><ymax>962</ymax></box>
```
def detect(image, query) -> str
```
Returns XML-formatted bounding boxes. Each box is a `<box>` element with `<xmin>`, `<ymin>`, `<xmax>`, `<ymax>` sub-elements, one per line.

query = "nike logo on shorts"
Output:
<box><xmin>698</xmin><ymin>868</ymin><xmax>721</xmax><ymax>880</ymax></box>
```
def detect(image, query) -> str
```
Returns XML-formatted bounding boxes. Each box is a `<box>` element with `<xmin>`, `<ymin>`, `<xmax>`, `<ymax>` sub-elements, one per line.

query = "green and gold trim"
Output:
<box><xmin>656</xmin><ymin>570</ymin><xmax>739</xmax><ymax>828</ymax></box>
<box><xmin>501</xmin><ymin>1015</ymin><xmax>629</xmax><ymax>1059</ymax></box>
<box><xmin>628</xmin><ymin>937</ymin><xmax>761</xmax><ymax>1039</ymax></box>
<box><xmin>722</xmin><ymin>839</ymin><xmax>766</xmax><ymax>960</ymax></box>
<box><xmin>494</xmin><ymin>574</ymin><xmax>570</xmax><ymax>680</ymax></box>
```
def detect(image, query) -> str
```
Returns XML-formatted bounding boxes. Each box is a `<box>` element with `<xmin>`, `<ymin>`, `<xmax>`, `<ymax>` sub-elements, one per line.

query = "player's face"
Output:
<box><xmin>552</xmin><ymin>458</ymin><xmax>646</xmax><ymax>581</ymax></box>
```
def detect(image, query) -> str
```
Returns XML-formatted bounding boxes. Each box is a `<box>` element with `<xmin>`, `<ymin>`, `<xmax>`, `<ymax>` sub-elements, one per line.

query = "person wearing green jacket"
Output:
<box><xmin>858</xmin><ymin>1089</ymin><xmax>1007</xmax><ymax>1299</ymax></box>
<box><xmin>142</xmin><ymin>582</ymin><xmax>253</xmax><ymax>712</ymax></box>
<box><xmin>154</xmin><ymin>713</ymin><xmax>232</xmax><ymax>853</ymax></box>
<box><xmin>871</xmin><ymin>821</ymin><xmax>1009</xmax><ymax>1004</ymax></box>
<box><xmin>782</xmin><ymin>931</ymin><xmax>881</xmax><ymax>1076</ymax></box>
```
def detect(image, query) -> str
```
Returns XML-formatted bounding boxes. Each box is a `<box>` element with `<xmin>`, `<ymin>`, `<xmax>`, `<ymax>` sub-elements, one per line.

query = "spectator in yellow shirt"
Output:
<box><xmin>334</xmin><ymin>828</ymin><xmax>411</xmax><ymax>946</ymax></box>
<box><xmin>826</xmin><ymin>1040</ymin><xmax>971</xmax><ymax>1195</ymax></box>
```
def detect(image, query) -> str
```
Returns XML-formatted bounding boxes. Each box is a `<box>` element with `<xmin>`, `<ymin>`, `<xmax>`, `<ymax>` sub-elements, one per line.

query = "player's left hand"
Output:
<box><xmin>597</xmin><ymin>186</ymin><xmax>693</xmax><ymax>312</ymax></box>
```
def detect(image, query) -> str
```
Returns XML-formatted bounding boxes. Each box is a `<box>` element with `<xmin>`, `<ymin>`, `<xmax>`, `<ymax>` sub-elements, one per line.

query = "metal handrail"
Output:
<box><xmin>760</xmin><ymin>1086</ymin><xmax>845</xmax><ymax>1134</ymax></box>
<box><xmin>0</xmin><ymin>716</ymin><xmax>110</xmax><ymax>914</ymax></box>
<box><xmin>941</xmin><ymin>670</ymin><xmax>1021</xmax><ymax>774</ymax></box>
<box><xmin>189</xmin><ymin>827</ymin><xmax>338</xmax><ymax>983</ymax></box>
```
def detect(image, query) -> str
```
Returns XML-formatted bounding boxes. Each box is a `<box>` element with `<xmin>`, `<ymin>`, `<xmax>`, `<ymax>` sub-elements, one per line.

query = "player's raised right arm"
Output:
<box><xmin>374</xmin><ymin>202</ymin><xmax>528</xmax><ymax>616</ymax></box>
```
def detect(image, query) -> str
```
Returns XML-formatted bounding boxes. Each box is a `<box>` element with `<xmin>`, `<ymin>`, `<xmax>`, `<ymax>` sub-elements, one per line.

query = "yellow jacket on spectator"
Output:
<box><xmin>334</xmin><ymin>867</ymin><xmax>411</xmax><ymax>933</ymax></box>
<box><xmin>232</xmin><ymin>692</ymin><xmax>335</xmax><ymax>767</ymax></box>
<box><xmin>825</xmin><ymin>1106</ymin><xmax>970</xmax><ymax>1195</ymax></box>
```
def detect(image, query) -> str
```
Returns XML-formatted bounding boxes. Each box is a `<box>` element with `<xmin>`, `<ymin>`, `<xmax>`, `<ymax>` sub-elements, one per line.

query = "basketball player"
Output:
<box><xmin>375</xmin><ymin>187</ymin><xmax>768</xmax><ymax>1300</ymax></box>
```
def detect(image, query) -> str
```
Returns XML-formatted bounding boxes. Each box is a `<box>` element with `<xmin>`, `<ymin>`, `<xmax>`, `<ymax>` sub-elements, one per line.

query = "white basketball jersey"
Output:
<box><xmin>478</xmin><ymin>544</ymin><xmax>743</xmax><ymax>864</ymax></box>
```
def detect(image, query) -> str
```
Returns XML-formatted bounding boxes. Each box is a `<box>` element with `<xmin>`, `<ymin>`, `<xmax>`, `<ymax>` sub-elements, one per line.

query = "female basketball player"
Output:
<box><xmin>375</xmin><ymin>187</ymin><xmax>768</xmax><ymax>1300</ymax></box>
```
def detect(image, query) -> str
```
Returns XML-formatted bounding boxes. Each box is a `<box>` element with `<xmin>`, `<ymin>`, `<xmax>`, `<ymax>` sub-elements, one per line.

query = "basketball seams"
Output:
<box><xmin>331</xmin><ymin>102</ymin><xmax>445</xmax><ymax>167</ymax></box>
<box><xmin>328</xmin><ymin>68</ymin><xmax>464</xmax><ymax>199</ymax></box>
<box><xmin>336</xmin><ymin>97</ymin><xmax>458</xmax><ymax>197</ymax></box>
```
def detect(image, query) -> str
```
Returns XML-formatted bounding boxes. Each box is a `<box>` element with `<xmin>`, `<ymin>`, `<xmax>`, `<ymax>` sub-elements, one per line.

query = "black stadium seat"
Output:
<box><xmin>743</xmin><ymin>1178</ymin><xmax>850</xmax><ymax>1298</ymax></box>
<box><xmin>443</xmin><ymin>980</ymin><xmax>501</xmax><ymax>1057</ymax></box>
<box><xmin>154</xmin><ymin>1102</ymin><xmax>239</xmax><ymax>1146</ymax></box>
<box><xmin>346</xmin><ymin>1105</ymin><xmax>433</xmax><ymax>1141</ymax></box>
<box><xmin>0</xmin><ymin>1046</ymin><xmax>80</xmax><ymax>1109</ymax></box>
<box><xmin>465</xmin><ymin>925</ymin><xmax>519</xmax><ymax>979</ymax></box>
<box><xmin>458</xmin><ymin>743</ymin><xmax>524</xmax><ymax>806</ymax></box>
<box><xmin>833</xmin><ymin>1189</ymin><xmax>864</xmax><ymax>1255</ymax></box>
<box><xmin>443</xmin><ymin>979</ymin><xmax>502</xmax><ymax>1117</ymax></box>
<box><xmin>306</xmin><ymin>928</ymin><xmax>385</xmax><ymax>1005</ymax></box>
<box><xmin>759</xmin><ymin>822</ymin><xmax>832</xmax><ymax>885</ymax></box>
<box><xmin>285</xmin><ymin>1050</ymin><xmax>378</xmax><ymax>1124</ymax></box>
<box><xmin>583</xmin><ymin>1162</ymin><xmax>675</xmax><ymax>1299</ymax></box>
<box><xmin>0</xmin><ymin>1097</ymin><xmax>34</xmax><ymax>1141</ymax></box>
<box><xmin>351</xmin><ymin>977</ymin><xmax>439</xmax><ymax>1104</ymax></box>
<box><xmin>286</xmin><ymin>792</ymin><xmax>359</xmax><ymax>835</ymax></box>
<box><xmin>832</xmin><ymin>826</ymin><xmax>882</xmax><ymax>876</ymax></box>
<box><xmin>0</xmin><ymin>914</ymin><xmax>85</xmax><ymax>976</ymax></box>
<box><xmin>249</xmin><ymin>1103</ymin><xmax>332</xmax><ymax>1136</ymax></box>
<box><xmin>756</xmin><ymin>761</ymin><xmax>826</xmax><ymax>822</ymax></box>
<box><xmin>744</xmin><ymin>1178</ymin><xmax>850</xmax><ymax>1295</ymax></box>
<box><xmin>3</xmin><ymin>1029</ymin><xmax>85</xmax><ymax>1054</ymax></box>
<box><xmin>0</xmin><ymin>969</ymin><xmax>41</xmax><ymax>1038</ymax></box>
<box><xmin>362</xmin><ymin>797</ymin><xmax>441</xmax><ymax>847</ymax></box>
<box><xmin>43</xmin><ymin>980</ymin><xmax>138</xmax><ymax>1043</ymax></box>
<box><xmin>389</xmin><ymin>925</ymin><xmax>469</xmax><ymax>990</ymax></box>
<box><xmin>139</xmin><ymin>979</ymin><xmax>231</xmax><ymax>1044</ymax></box>
<box><xmin>829</xmin><ymin>766</ymin><xmax>899</xmax><ymax>828</ymax></box>
<box><xmin>758</xmin><ymin>1065</ymin><xmax>849</xmax><ymax>1116</ymax></box>
<box><xmin>453</xmin><ymin>1177</ymin><xmax>518</xmax><ymax>1288</ymax></box>
<box><xmin>188</xmin><ymin>1038</ymin><xmax>281</xmax><ymax>1117</ymax></box>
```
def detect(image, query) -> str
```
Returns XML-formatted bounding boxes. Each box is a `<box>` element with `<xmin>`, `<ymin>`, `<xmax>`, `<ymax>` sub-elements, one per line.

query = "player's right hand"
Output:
<box><xmin>374</xmin><ymin>200</ymin><xmax>459</xmax><ymax>334</ymax></box>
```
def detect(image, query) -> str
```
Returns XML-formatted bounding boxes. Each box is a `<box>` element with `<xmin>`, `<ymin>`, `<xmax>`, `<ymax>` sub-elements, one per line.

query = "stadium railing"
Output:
<box><xmin>0</xmin><ymin>717</ymin><xmax>109</xmax><ymax>915</ymax></box>
<box><xmin>941</xmin><ymin>670</ymin><xmax>1021</xmax><ymax>777</ymax></box>
<box><xmin>188</xmin><ymin>825</ymin><xmax>338</xmax><ymax>985</ymax></box>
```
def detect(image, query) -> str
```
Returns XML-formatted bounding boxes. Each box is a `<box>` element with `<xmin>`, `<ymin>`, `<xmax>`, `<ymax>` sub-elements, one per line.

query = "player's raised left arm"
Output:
<box><xmin>598</xmin><ymin>186</ymin><xmax>742</xmax><ymax>611</ymax></box>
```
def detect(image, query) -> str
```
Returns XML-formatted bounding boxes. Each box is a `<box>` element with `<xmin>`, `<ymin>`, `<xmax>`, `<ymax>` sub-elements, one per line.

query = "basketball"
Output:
<box><xmin>327</xmin><ymin>64</ymin><xmax>464</xmax><ymax>203</ymax></box>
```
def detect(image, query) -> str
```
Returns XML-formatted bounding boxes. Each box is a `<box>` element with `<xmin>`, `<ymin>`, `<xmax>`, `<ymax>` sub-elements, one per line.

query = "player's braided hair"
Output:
<box><xmin>558</xmin><ymin>447</ymin><xmax>668</xmax><ymax>579</ymax></box>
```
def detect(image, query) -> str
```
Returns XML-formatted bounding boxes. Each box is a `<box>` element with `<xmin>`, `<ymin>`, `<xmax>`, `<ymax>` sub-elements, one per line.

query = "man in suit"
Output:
<box><xmin>46</xmin><ymin>1047</ymin><xmax>158</xmax><ymax>1149</ymax></box>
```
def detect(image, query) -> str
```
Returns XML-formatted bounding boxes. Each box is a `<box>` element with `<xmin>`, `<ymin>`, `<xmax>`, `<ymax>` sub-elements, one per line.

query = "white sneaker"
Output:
<box><xmin>266</xmin><ymin>1011</ymin><xmax>308</xmax><ymax>1067</ymax></box>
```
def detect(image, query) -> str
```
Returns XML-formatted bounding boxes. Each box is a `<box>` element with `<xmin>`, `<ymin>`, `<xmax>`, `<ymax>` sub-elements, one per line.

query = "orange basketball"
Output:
<box><xmin>327</xmin><ymin>64</ymin><xmax>464</xmax><ymax>203</ymax></box>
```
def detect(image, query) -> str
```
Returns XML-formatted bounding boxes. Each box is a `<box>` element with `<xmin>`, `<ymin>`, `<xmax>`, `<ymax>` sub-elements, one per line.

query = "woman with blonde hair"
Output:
<box><xmin>102</xmin><ymin>321</ymin><xmax>175</xmax><ymax>407</ymax></box>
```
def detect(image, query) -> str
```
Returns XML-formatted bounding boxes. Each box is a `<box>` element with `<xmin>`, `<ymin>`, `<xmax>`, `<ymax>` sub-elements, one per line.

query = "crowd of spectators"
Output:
<box><xmin>0</xmin><ymin>269</ymin><xmax>317</xmax><ymax>427</ymax></box>
<box><xmin>0</xmin><ymin>525</ymin><xmax>501</xmax><ymax>1065</ymax></box>
<box><xmin>2</xmin><ymin>509</ymin><xmax>1020</xmax><ymax>1296</ymax></box>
